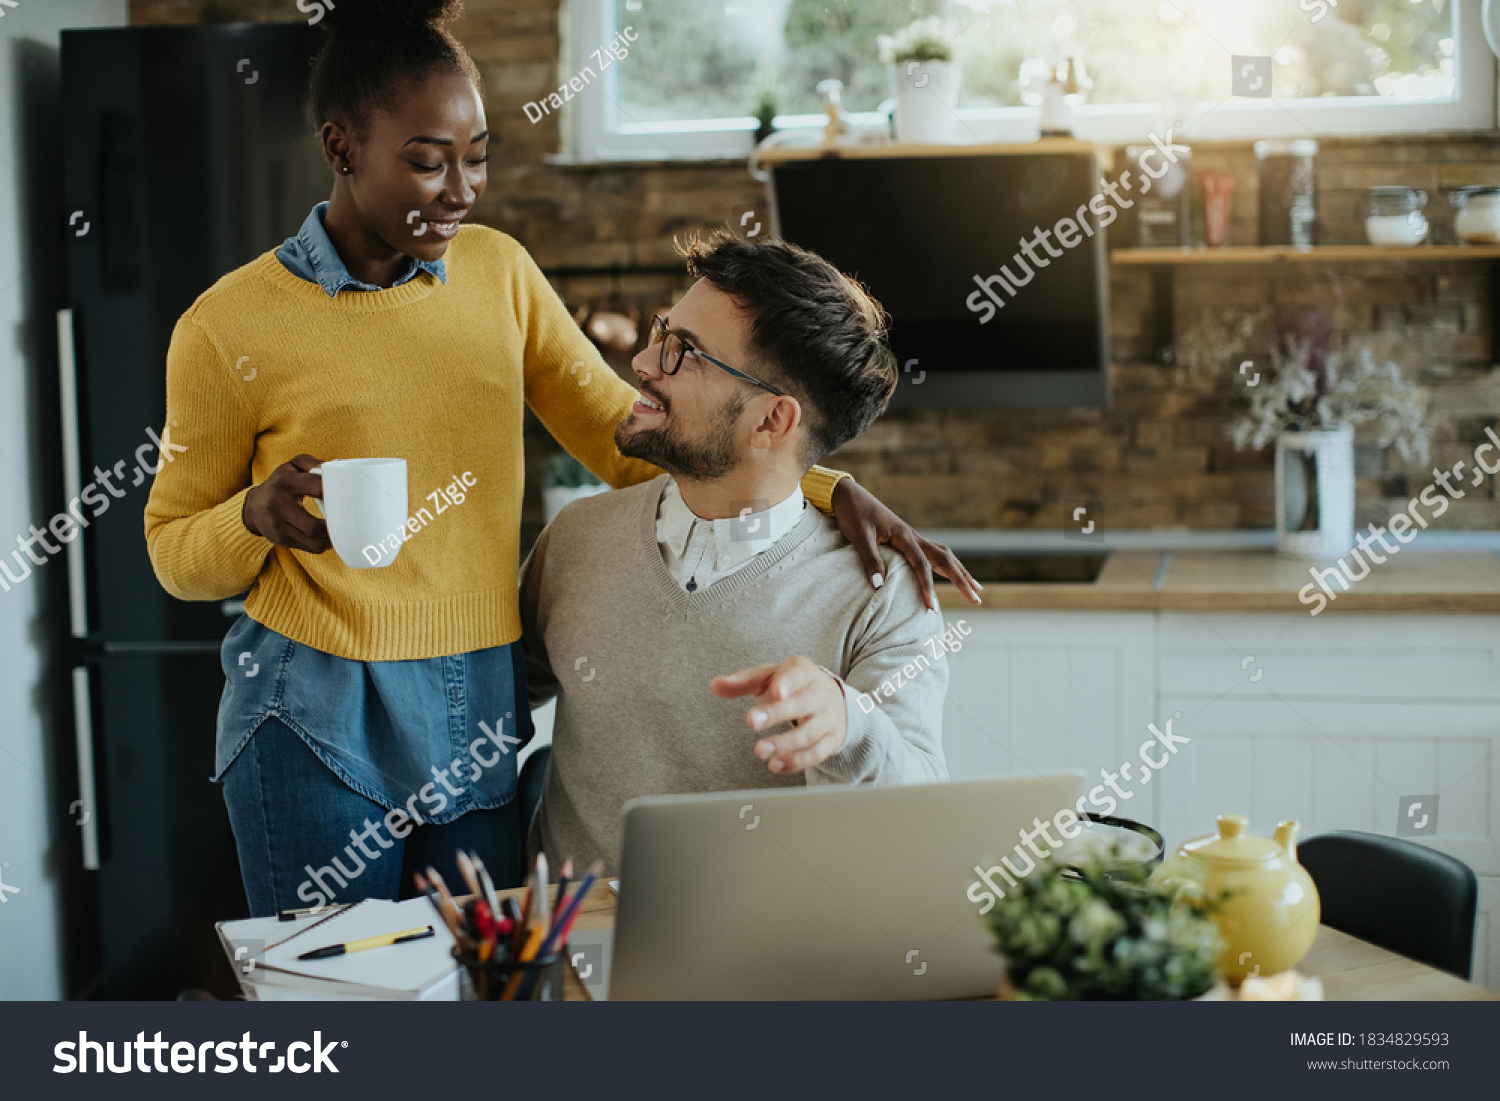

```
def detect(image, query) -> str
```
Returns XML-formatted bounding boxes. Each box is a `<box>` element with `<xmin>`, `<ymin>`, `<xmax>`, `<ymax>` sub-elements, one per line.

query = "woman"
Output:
<box><xmin>144</xmin><ymin>0</ymin><xmax>978</xmax><ymax>917</ymax></box>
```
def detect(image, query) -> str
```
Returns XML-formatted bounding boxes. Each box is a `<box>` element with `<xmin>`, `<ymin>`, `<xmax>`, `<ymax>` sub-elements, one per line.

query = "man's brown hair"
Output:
<box><xmin>680</xmin><ymin>231</ymin><xmax>897</xmax><ymax>466</ymax></box>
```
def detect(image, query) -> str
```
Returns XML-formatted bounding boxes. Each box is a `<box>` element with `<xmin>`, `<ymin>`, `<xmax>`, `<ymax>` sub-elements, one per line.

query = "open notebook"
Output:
<box><xmin>218</xmin><ymin>897</ymin><xmax>460</xmax><ymax>1001</ymax></box>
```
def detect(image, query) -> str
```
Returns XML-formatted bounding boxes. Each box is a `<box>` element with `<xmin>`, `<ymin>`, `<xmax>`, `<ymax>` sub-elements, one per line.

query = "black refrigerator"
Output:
<box><xmin>60</xmin><ymin>23</ymin><xmax>329</xmax><ymax>998</ymax></box>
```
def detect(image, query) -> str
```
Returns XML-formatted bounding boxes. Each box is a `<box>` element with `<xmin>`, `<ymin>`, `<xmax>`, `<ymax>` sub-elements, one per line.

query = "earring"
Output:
<box><xmin>341</xmin><ymin>165</ymin><xmax>352</xmax><ymax>175</ymax></box>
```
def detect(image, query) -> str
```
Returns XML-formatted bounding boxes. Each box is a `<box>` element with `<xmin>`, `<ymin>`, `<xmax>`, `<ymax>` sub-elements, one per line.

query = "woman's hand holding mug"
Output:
<box><xmin>243</xmin><ymin>454</ymin><xmax>333</xmax><ymax>554</ymax></box>
<box><xmin>245</xmin><ymin>454</ymin><xmax>409</xmax><ymax>567</ymax></box>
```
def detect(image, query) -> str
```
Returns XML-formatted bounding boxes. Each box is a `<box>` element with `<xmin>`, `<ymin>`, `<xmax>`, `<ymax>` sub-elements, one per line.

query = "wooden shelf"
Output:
<box><xmin>757</xmin><ymin>138</ymin><xmax>1101</xmax><ymax>164</ymax></box>
<box><xmin>1113</xmin><ymin>244</ymin><xmax>1500</xmax><ymax>264</ymax></box>
<box><xmin>1114</xmin><ymin>243</ymin><xmax>1500</xmax><ymax>366</ymax></box>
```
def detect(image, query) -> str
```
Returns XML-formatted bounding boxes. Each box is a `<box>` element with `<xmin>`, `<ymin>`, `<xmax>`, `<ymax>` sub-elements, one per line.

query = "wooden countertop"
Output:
<box><xmin>935</xmin><ymin>548</ymin><xmax>1500</xmax><ymax>614</ymax></box>
<box><xmin>519</xmin><ymin>884</ymin><xmax>1494</xmax><ymax>1001</ymax></box>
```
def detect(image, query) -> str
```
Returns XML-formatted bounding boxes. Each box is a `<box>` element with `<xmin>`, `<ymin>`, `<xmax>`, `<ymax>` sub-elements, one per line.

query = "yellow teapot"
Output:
<box><xmin>1151</xmin><ymin>815</ymin><xmax>1321</xmax><ymax>984</ymax></box>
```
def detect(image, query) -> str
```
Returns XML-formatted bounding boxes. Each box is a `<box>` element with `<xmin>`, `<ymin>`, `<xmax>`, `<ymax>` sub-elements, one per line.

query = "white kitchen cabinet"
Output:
<box><xmin>1157</xmin><ymin>612</ymin><xmax>1500</xmax><ymax>992</ymax></box>
<box><xmin>941</xmin><ymin>607</ymin><xmax>1500</xmax><ymax>991</ymax></box>
<box><xmin>940</xmin><ymin>610</ymin><xmax>1159</xmax><ymax>821</ymax></box>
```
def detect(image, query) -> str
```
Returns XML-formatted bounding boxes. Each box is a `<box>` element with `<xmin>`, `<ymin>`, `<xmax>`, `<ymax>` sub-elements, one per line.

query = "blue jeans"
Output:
<box><xmin>221</xmin><ymin>717</ymin><xmax>524</xmax><ymax>917</ymax></box>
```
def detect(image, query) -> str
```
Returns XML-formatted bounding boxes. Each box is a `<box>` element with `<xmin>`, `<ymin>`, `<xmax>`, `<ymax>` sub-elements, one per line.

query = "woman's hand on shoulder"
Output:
<box><xmin>243</xmin><ymin>454</ymin><xmax>333</xmax><ymax>554</ymax></box>
<box><xmin>830</xmin><ymin>478</ymin><xmax>981</xmax><ymax>611</ymax></box>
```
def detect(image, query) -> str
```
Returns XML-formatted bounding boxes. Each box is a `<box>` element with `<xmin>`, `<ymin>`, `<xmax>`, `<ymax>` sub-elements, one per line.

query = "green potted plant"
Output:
<box><xmin>542</xmin><ymin>451</ymin><xmax>607</xmax><ymax>523</ymax></box>
<box><xmin>876</xmin><ymin>17</ymin><xmax>960</xmax><ymax>144</ymax></box>
<box><xmin>752</xmin><ymin>59</ymin><xmax>780</xmax><ymax>145</ymax></box>
<box><xmin>985</xmin><ymin>850</ymin><xmax>1226</xmax><ymax>1000</ymax></box>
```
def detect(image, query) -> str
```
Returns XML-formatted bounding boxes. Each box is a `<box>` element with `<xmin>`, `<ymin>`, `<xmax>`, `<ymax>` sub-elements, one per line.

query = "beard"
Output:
<box><xmin>615</xmin><ymin>388</ymin><xmax>749</xmax><ymax>481</ymax></box>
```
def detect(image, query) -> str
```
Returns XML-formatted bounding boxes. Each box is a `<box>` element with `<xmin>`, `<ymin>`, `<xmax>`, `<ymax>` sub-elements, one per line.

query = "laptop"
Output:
<box><xmin>608</xmin><ymin>772</ymin><xmax>1085</xmax><ymax>1000</ymax></box>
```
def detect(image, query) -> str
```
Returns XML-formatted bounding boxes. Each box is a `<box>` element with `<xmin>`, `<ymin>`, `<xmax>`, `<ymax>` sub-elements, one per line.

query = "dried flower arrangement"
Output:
<box><xmin>1229</xmin><ymin>342</ymin><xmax>1430</xmax><ymax>464</ymax></box>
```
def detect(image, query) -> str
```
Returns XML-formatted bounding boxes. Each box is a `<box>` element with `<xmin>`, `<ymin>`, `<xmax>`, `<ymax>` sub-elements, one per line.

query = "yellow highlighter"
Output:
<box><xmin>297</xmin><ymin>925</ymin><xmax>435</xmax><ymax>961</ymax></box>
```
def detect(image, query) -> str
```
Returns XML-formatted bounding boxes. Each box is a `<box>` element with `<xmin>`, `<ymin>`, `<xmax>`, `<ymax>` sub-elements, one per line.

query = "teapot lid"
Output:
<box><xmin>1178</xmin><ymin>815</ymin><xmax>1296</xmax><ymax>866</ymax></box>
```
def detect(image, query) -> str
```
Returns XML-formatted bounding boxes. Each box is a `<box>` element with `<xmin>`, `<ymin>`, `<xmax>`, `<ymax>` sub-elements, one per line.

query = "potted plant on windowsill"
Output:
<box><xmin>877</xmin><ymin>17</ymin><xmax>960</xmax><ymax>145</ymax></box>
<box><xmin>985</xmin><ymin>850</ymin><xmax>1227</xmax><ymax>1001</ymax></box>
<box><xmin>751</xmin><ymin>59</ymin><xmax>780</xmax><ymax>146</ymax></box>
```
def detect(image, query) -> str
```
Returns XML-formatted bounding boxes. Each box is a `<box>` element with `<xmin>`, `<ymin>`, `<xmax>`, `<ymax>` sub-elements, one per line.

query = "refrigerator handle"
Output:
<box><xmin>57</xmin><ymin>309</ymin><xmax>88</xmax><ymax>640</ymax></box>
<box><xmin>71</xmin><ymin>667</ymin><xmax>101</xmax><ymax>871</ymax></box>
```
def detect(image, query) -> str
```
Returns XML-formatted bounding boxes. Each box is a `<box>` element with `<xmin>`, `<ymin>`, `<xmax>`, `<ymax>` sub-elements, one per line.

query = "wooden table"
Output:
<box><xmin>1301</xmin><ymin>925</ymin><xmax>1495</xmax><ymax>1001</ymax></box>
<box><xmin>504</xmin><ymin>883</ymin><xmax>1497</xmax><ymax>1001</ymax></box>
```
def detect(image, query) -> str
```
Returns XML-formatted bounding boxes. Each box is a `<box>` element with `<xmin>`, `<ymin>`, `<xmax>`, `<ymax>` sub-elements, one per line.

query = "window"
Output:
<box><xmin>561</xmin><ymin>0</ymin><xmax>1493</xmax><ymax>162</ymax></box>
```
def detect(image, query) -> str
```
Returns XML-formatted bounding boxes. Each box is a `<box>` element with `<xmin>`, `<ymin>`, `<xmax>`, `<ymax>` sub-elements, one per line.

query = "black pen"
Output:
<box><xmin>297</xmin><ymin>925</ymin><xmax>435</xmax><ymax>961</ymax></box>
<box><xmin>277</xmin><ymin>902</ymin><xmax>349</xmax><ymax>922</ymax></box>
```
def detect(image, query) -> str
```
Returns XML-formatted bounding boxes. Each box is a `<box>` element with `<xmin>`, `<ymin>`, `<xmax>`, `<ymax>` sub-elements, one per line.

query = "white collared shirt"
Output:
<box><xmin>653</xmin><ymin>477</ymin><xmax>913</xmax><ymax>755</ymax></box>
<box><xmin>655</xmin><ymin>480</ymin><xmax>807</xmax><ymax>593</ymax></box>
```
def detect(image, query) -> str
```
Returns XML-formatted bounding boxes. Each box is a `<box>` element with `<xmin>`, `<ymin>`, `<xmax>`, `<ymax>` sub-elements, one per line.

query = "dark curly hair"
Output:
<box><xmin>680</xmin><ymin>230</ymin><xmax>897</xmax><ymax>466</ymax></box>
<box><xmin>309</xmin><ymin>0</ymin><xmax>484</xmax><ymax>137</ymax></box>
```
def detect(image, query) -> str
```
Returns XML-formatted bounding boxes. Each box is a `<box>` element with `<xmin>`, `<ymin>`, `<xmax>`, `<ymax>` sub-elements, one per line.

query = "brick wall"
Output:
<box><xmin>131</xmin><ymin>0</ymin><xmax>1500</xmax><ymax>533</ymax></box>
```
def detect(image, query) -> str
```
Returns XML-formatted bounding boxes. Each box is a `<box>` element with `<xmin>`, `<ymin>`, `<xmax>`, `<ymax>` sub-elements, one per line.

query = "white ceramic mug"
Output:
<box><xmin>309</xmin><ymin>458</ymin><xmax>409</xmax><ymax>569</ymax></box>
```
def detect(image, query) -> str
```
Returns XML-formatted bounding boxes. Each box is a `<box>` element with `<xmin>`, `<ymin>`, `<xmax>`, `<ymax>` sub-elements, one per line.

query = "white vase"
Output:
<box><xmin>1274</xmin><ymin>425</ymin><xmax>1355</xmax><ymax>559</ymax></box>
<box><xmin>891</xmin><ymin>60</ymin><xmax>961</xmax><ymax>144</ymax></box>
<box><xmin>543</xmin><ymin>484</ymin><xmax>609</xmax><ymax>525</ymax></box>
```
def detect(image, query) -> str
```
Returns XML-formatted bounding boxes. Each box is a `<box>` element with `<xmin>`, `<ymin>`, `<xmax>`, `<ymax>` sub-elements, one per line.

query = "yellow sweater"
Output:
<box><xmin>143</xmin><ymin>226</ymin><xmax>846</xmax><ymax>661</ymax></box>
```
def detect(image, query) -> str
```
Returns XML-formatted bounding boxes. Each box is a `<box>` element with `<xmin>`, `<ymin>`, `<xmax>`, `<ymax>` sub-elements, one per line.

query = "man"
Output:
<box><xmin>520</xmin><ymin>232</ymin><xmax>949</xmax><ymax>873</ymax></box>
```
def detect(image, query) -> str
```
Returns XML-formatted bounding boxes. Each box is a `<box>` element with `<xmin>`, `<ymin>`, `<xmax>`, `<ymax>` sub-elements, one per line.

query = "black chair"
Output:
<box><xmin>518</xmin><ymin>745</ymin><xmax>551</xmax><ymax>836</ymax></box>
<box><xmin>1298</xmin><ymin>830</ymin><xmax>1478</xmax><ymax>978</ymax></box>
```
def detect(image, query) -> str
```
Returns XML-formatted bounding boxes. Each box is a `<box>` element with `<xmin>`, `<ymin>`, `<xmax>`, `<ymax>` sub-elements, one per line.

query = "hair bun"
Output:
<box><xmin>319</xmin><ymin>0</ymin><xmax>464</xmax><ymax>35</ymax></box>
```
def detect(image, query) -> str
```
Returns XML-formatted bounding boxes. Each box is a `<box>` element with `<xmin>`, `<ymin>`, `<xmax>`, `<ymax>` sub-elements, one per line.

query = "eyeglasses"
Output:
<box><xmin>648</xmin><ymin>314</ymin><xmax>785</xmax><ymax>396</ymax></box>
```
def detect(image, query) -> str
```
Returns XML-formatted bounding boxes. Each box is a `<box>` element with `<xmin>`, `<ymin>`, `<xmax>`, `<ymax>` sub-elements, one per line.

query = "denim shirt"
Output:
<box><xmin>277</xmin><ymin>200</ymin><xmax>446</xmax><ymax>296</ymax></box>
<box><xmin>211</xmin><ymin>205</ymin><xmax>524</xmax><ymax>823</ymax></box>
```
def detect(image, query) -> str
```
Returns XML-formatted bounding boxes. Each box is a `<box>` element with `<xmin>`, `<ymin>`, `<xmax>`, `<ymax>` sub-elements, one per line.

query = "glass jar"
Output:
<box><xmin>1451</xmin><ymin>186</ymin><xmax>1500</xmax><ymax>244</ymax></box>
<box><xmin>1126</xmin><ymin>143</ymin><xmax>1190</xmax><ymax>246</ymax></box>
<box><xmin>1255</xmin><ymin>139</ymin><xmax>1318</xmax><ymax>247</ymax></box>
<box><xmin>1200</xmin><ymin>171</ymin><xmax>1236</xmax><ymax>247</ymax></box>
<box><xmin>1364</xmin><ymin>186</ymin><xmax>1428</xmax><ymax>247</ymax></box>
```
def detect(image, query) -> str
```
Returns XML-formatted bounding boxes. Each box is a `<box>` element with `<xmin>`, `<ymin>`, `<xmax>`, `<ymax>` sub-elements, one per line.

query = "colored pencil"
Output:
<box><xmin>414</xmin><ymin>872</ymin><xmax>465</xmax><ymax>944</ymax></box>
<box><xmin>470</xmin><ymin>850</ymin><xmax>502</xmax><ymax>919</ymax></box>
<box><xmin>455</xmin><ymin>850</ymin><xmax>483</xmax><ymax>900</ymax></box>
<box><xmin>516</xmin><ymin>862</ymin><xmax>601</xmax><ymax>1000</ymax></box>
<box><xmin>551</xmin><ymin>858</ymin><xmax>573</xmax><ymax>932</ymax></box>
<box><xmin>540</xmin><ymin>862</ymin><xmax>599</xmax><ymax>960</ymax></box>
<box><xmin>425</xmin><ymin>867</ymin><xmax>472</xmax><ymax>951</ymax></box>
<box><xmin>534</xmin><ymin>853</ymin><xmax>551</xmax><ymax>938</ymax></box>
